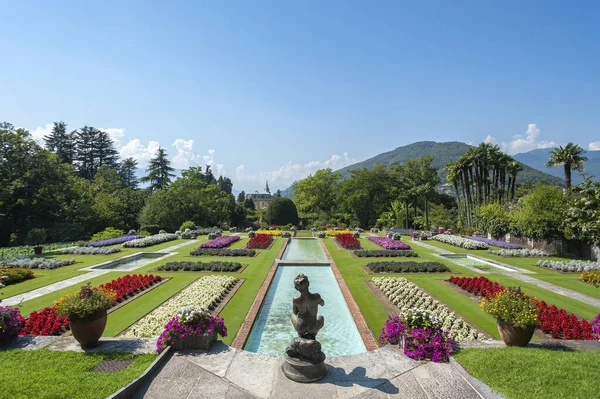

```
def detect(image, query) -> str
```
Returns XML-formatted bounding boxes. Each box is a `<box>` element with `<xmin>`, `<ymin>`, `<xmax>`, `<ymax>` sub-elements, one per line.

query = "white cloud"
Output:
<box><xmin>484</xmin><ymin>124</ymin><xmax>557</xmax><ymax>155</ymax></box>
<box><xmin>589</xmin><ymin>142</ymin><xmax>600</xmax><ymax>151</ymax></box>
<box><xmin>171</xmin><ymin>138</ymin><xmax>205</xmax><ymax>169</ymax></box>
<box><xmin>28</xmin><ymin>123</ymin><xmax>54</xmax><ymax>145</ymax></box>
<box><xmin>99</xmin><ymin>128</ymin><xmax>126</xmax><ymax>147</ymax></box>
<box><xmin>119</xmin><ymin>139</ymin><xmax>161</xmax><ymax>164</ymax></box>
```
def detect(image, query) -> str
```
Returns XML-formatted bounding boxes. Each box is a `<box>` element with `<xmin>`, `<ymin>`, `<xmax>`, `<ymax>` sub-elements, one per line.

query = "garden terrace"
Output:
<box><xmin>366</xmin><ymin>261</ymin><xmax>449</xmax><ymax>273</ymax></box>
<box><xmin>156</xmin><ymin>261</ymin><xmax>242</xmax><ymax>272</ymax></box>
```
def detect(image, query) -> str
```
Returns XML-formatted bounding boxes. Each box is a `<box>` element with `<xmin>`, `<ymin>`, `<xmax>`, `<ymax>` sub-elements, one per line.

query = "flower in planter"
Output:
<box><xmin>156</xmin><ymin>306</ymin><xmax>227</xmax><ymax>353</ymax></box>
<box><xmin>480</xmin><ymin>288</ymin><xmax>538</xmax><ymax>329</ymax></box>
<box><xmin>55</xmin><ymin>283</ymin><xmax>117</xmax><ymax>319</ymax></box>
<box><xmin>0</xmin><ymin>305</ymin><xmax>25</xmax><ymax>344</ymax></box>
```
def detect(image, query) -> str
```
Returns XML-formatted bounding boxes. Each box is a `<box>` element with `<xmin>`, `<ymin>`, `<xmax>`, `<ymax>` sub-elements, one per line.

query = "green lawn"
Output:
<box><xmin>0</xmin><ymin>350</ymin><xmax>157</xmax><ymax>399</ymax></box>
<box><xmin>454</xmin><ymin>348</ymin><xmax>600</xmax><ymax>399</ymax></box>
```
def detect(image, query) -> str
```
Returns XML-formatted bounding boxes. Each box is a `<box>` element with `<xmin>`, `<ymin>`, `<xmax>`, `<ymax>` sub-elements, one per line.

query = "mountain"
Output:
<box><xmin>513</xmin><ymin>148</ymin><xmax>600</xmax><ymax>186</ymax></box>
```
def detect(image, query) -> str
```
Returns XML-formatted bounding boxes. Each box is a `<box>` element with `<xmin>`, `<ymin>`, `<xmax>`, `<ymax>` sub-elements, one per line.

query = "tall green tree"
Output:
<box><xmin>140</xmin><ymin>147</ymin><xmax>175</xmax><ymax>192</ymax></box>
<box><xmin>44</xmin><ymin>121</ymin><xmax>75</xmax><ymax>164</ymax></box>
<box><xmin>217</xmin><ymin>175</ymin><xmax>233</xmax><ymax>194</ymax></box>
<box><xmin>237</xmin><ymin>191</ymin><xmax>246</xmax><ymax>204</ymax></box>
<box><xmin>546</xmin><ymin>143</ymin><xmax>588</xmax><ymax>190</ymax></box>
<box><xmin>293</xmin><ymin>168</ymin><xmax>341</xmax><ymax>218</ymax></box>
<box><xmin>511</xmin><ymin>183</ymin><xmax>566</xmax><ymax>239</ymax></box>
<box><xmin>74</xmin><ymin>126</ymin><xmax>119</xmax><ymax>178</ymax></box>
<box><xmin>119</xmin><ymin>157</ymin><xmax>139</xmax><ymax>189</ymax></box>
<box><xmin>265</xmin><ymin>197</ymin><xmax>298</xmax><ymax>225</ymax></box>
<box><xmin>562</xmin><ymin>177</ymin><xmax>600</xmax><ymax>244</ymax></box>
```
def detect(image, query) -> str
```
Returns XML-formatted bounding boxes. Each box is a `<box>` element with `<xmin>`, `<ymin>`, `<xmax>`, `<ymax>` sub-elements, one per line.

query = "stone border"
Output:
<box><xmin>106</xmin><ymin>346</ymin><xmax>173</xmax><ymax>399</ymax></box>
<box><xmin>318</xmin><ymin>238</ymin><xmax>379</xmax><ymax>351</ymax></box>
<box><xmin>213</xmin><ymin>278</ymin><xmax>245</xmax><ymax>316</ymax></box>
<box><xmin>449</xmin><ymin>357</ymin><xmax>506</xmax><ymax>399</ymax></box>
<box><xmin>231</xmin><ymin>238</ymin><xmax>289</xmax><ymax>348</ymax></box>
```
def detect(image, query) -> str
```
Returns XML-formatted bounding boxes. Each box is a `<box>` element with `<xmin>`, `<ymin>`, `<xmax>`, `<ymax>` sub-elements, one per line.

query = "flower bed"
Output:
<box><xmin>3</xmin><ymin>258</ymin><xmax>76</xmax><ymax>270</ymax></box>
<box><xmin>449</xmin><ymin>275</ymin><xmax>598</xmax><ymax>341</ymax></box>
<box><xmin>432</xmin><ymin>234</ymin><xmax>489</xmax><ymax>249</ymax></box>
<box><xmin>88</xmin><ymin>235</ymin><xmax>142</xmax><ymax>247</ymax></box>
<box><xmin>367</xmin><ymin>261</ymin><xmax>449</xmax><ymax>273</ymax></box>
<box><xmin>122</xmin><ymin>233</ymin><xmax>178</xmax><ymax>248</ymax></box>
<box><xmin>255</xmin><ymin>230</ymin><xmax>283</xmax><ymax>237</ymax></box>
<box><xmin>368</xmin><ymin>236</ymin><xmax>411</xmax><ymax>250</ymax></box>
<box><xmin>246</xmin><ymin>234</ymin><xmax>273</xmax><ymax>249</ymax></box>
<box><xmin>156</xmin><ymin>261</ymin><xmax>242</xmax><ymax>272</ymax></box>
<box><xmin>335</xmin><ymin>234</ymin><xmax>361</xmax><ymax>250</ymax></box>
<box><xmin>124</xmin><ymin>276</ymin><xmax>237</xmax><ymax>338</ymax></box>
<box><xmin>354</xmin><ymin>250</ymin><xmax>418</xmax><ymax>258</ymax></box>
<box><xmin>464</xmin><ymin>236</ymin><xmax>523</xmax><ymax>249</ymax></box>
<box><xmin>537</xmin><ymin>259</ymin><xmax>600</xmax><ymax>272</ymax></box>
<box><xmin>488</xmin><ymin>248</ymin><xmax>551</xmax><ymax>257</ymax></box>
<box><xmin>190</xmin><ymin>248</ymin><xmax>256</xmax><ymax>257</ymax></box>
<box><xmin>324</xmin><ymin>229</ymin><xmax>353</xmax><ymax>237</ymax></box>
<box><xmin>99</xmin><ymin>274</ymin><xmax>162</xmax><ymax>302</ymax></box>
<box><xmin>580</xmin><ymin>271</ymin><xmax>600</xmax><ymax>286</ymax></box>
<box><xmin>0</xmin><ymin>268</ymin><xmax>35</xmax><ymax>285</ymax></box>
<box><xmin>20</xmin><ymin>307</ymin><xmax>69</xmax><ymax>336</ymax></box>
<box><xmin>200</xmin><ymin>235</ymin><xmax>240</xmax><ymax>249</ymax></box>
<box><xmin>0</xmin><ymin>242</ymin><xmax>80</xmax><ymax>261</ymax></box>
<box><xmin>373</xmin><ymin>277</ymin><xmax>485</xmax><ymax>340</ymax></box>
<box><xmin>60</xmin><ymin>246</ymin><xmax>121</xmax><ymax>255</ymax></box>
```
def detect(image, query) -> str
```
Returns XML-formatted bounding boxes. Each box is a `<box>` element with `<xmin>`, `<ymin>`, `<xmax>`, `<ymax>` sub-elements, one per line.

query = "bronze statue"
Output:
<box><xmin>290</xmin><ymin>274</ymin><xmax>325</xmax><ymax>340</ymax></box>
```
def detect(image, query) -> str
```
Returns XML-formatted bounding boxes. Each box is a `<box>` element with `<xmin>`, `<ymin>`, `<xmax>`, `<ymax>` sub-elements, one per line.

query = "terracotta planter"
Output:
<box><xmin>172</xmin><ymin>332</ymin><xmax>217</xmax><ymax>351</ymax></box>
<box><xmin>496</xmin><ymin>319</ymin><xmax>535</xmax><ymax>347</ymax></box>
<box><xmin>33</xmin><ymin>246</ymin><xmax>43</xmax><ymax>255</ymax></box>
<box><xmin>69</xmin><ymin>310</ymin><xmax>108</xmax><ymax>348</ymax></box>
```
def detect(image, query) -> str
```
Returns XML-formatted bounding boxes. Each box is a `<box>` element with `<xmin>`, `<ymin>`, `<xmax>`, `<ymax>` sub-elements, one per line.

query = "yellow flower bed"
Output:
<box><xmin>324</xmin><ymin>230</ymin><xmax>353</xmax><ymax>237</ymax></box>
<box><xmin>255</xmin><ymin>230</ymin><xmax>283</xmax><ymax>236</ymax></box>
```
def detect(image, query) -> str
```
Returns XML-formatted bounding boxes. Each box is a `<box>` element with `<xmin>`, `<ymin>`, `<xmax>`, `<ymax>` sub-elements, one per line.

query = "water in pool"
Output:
<box><xmin>281</xmin><ymin>239</ymin><xmax>327</xmax><ymax>261</ymax></box>
<box><xmin>93</xmin><ymin>253</ymin><xmax>165</xmax><ymax>270</ymax></box>
<box><xmin>244</xmin><ymin>264</ymin><xmax>367</xmax><ymax>357</ymax></box>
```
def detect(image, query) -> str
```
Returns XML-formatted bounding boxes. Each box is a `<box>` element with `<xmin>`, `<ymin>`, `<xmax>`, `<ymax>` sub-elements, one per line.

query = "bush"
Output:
<box><xmin>265</xmin><ymin>197</ymin><xmax>299</xmax><ymax>225</ymax></box>
<box><xmin>354</xmin><ymin>250</ymin><xmax>418</xmax><ymax>258</ymax></box>
<box><xmin>140</xmin><ymin>225</ymin><xmax>166</xmax><ymax>235</ymax></box>
<box><xmin>90</xmin><ymin>227</ymin><xmax>125</xmax><ymax>243</ymax></box>
<box><xmin>0</xmin><ymin>268</ymin><xmax>35</xmax><ymax>285</ymax></box>
<box><xmin>48</xmin><ymin>223</ymin><xmax>85</xmax><ymax>242</ymax></box>
<box><xmin>317</xmin><ymin>231</ymin><xmax>325</xmax><ymax>238</ymax></box>
<box><xmin>248</xmin><ymin>231</ymin><xmax>256</xmax><ymax>238</ymax></box>
<box><xmin>190</xmin><ymin>248</ymin><xmax>256</xmax><ymax>257</ymax></box>
<box><xmin>128</xmin><ymin>229</ymin><xmax>137</xmax><ymax>235</ymax></box>
<box><xmin>156</xmin><ymin>261</ymin><xmax>242</xmax><ymax>272</ymax></box>
<box><xmin>26</xmin><ymin>228</ymin><xmax>47</xmax><ymax>246</ymax></box>
<box><xmin>366</xmin><ymin>261</ymin><xmax>449</xmax><ymax>273</ymax></box>
<box><xmin>282</xmin><ymin>231</ymin><xmax>292</xmax><ymax>238</ymax></box>
<box><xmin>353</xmin><ymin>231</ymin><xmax>360</xmax><ymax>238</ymax></box>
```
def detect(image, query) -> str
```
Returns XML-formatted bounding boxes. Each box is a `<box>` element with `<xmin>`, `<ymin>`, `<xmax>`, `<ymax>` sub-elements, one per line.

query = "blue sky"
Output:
<box><xmin>2</xmin><ymin>1</ymin><xmax>599</xmax><ymax>191</ymax></box>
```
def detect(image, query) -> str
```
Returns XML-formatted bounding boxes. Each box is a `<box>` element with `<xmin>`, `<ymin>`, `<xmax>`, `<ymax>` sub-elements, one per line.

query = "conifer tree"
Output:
<box><xmin>140</xmin><ymin>147</ymin><xmax>175</xmax><ymax>192</ymax></box>
<box><xmin>119</xmin><ymin>157</ymin><xmax>139</xmax><ymax>189</ymax></box>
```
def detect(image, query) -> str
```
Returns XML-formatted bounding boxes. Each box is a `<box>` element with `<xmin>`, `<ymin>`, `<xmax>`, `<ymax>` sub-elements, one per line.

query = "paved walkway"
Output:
<box><xmin>2</xmin><ymin>239</ymin><xmax>198</xmax><ymax>306</ymax></box>
<box><xmin>135</xmin><ymin>342</ymin><xmax>497</xmax><ymax>399</ymax></box>
<box><xmin>411</xmin><ymin>240</ymin><xmax>600</xmax><ymax>309</ymax></box>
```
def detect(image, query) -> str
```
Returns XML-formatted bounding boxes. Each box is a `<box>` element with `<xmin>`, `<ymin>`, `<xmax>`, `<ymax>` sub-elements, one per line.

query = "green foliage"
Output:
<box><xmin>293</xmin><ymin>168</ymin><xmax>341</xmax><ymax>216</ymax></box>
<box><xmin>481</xmin><ymin>288</ymin><xmax>538</xmax><ymax>329</ymax></box>
<box><xmin>179</xmin><ymin>221</ymin><xmax>196</xmax><ymax>231</ymax></box>
<box><xmin>243</xmin><ymin>198</ymin><xmax>256</xmax><ymax>210</ymax></box>
<box><xmin>265</xmin><ymin>197</ymin><xmax>299</xmax><ymax>225</ymax></box>
<box><xmin>90</xmin><ymin>227</ymin><xmax>125</xmax><ymax>242</ymax></box>
<box><xmin>156</xmin><ymin>261</ymin><xmax>242</xmax><ymax>272</ymax></box>
<box><xmin>511</xmin><ymin>184</ymin><xmax>566</xmax><ymax>239</ymax></box>
<box><xmin>546</xmin><ymin>142</ymin><xmax>587</xmax><ymax>190</ymax></box>
<box><xmin>26</xmin><ymin>229</ymin><xmax>47</xmax><ymax>246</ymax></box>
<box><xmin>55</xmin><ymin>283</ymin><xmax>116</xmax><ymax>319</ymax></box>
<box><xmin>476</xmin><ymin>203</ymin><xmax>511</xmax><ymax>238</ymax></box>
<box><xmin>563</xmin><ymin>177</ymin><xmax>600</xmax><ymax>244</ymax></box>
<box><xmin>140</xmin><ymin>147</ymin><xmax>175</xmax><ymax>192</ymax></box>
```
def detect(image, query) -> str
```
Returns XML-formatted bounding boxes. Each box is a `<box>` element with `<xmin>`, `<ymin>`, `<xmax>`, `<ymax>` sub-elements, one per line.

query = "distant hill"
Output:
<box><xmin>513</xmin><ymin>148</ymin><xmax>600</xmax><ymax>185</ymax></box>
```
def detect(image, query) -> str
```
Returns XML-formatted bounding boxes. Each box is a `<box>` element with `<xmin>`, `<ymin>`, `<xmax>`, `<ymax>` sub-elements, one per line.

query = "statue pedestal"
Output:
<box><xmin>282</xmin><ymin>353</ymin><xmax>328</xmax><ymax>383</ymax></box>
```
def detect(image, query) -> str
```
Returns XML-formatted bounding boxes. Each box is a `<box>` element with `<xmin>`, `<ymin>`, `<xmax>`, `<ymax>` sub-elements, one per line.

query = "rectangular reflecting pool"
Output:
<box><xmin>244</xmin><ymin>264</ymin><xmax>367</xmax><ymax>357</ymax></box>
<box><xmin>281</xmin><ymin>239</ymin><xmax>327</xmax><ymax>261</ymax></box>
<box><xmin>440</xmin><ymin>253</ymin><xmax>516</xmax><ymax>272</ymax></box>
<box><xmin>92</xmin><ymin>252</ymin><xmax>166</xmax><ymax>271</ymax></box>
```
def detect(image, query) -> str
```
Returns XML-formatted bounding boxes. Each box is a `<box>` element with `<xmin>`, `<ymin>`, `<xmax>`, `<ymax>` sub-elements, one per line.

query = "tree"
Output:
<box><xmin>140</xmin><ymin>147</ymin><xmax>175</xmax><ymax>192</ymax></box>
<box><xmin>119</xmin><ymin>157</ymin><xmax>139</xmax><ymax>189</ymax></box>
<box><xmin>511</xmin><ymin>184</ymin><xmax>566</xmax><ymax>239</ymax></box>
<box><xmin>274</xmin><ymin>189</ymin><xmax>282</xmax><ymax>198</ymax></box>
<box><xmin>237</xmin><ymin>191</ymin><xmax>246</xmax><ymax>204</ymax></box>
<box><xmin>217</xmin><ymin>175</ymin><xmax>233</xmax><ymax>194</ymax></box>
<box><xmin>562</xmin><ymin>177</ymin><xmax>600</xmax><ymax>244</ymax></box>
<box><xmin>73</xmin><ymin>126</ymin><xmax>118</xmax><ymax>178</ymax></box>
<box><xmin>476</xmin><ymin>203</ymin><xmax>511</xmax><ymax>238</ymax></box>
<box><xmin>265</xmin><ymin>197</ymin><xmax>298</xmax><ymax>225</ymax></box>
<box><xmin>293</xmin><ymin>168</ymin><xmax>341</xmax><ymax>217</ymax></box>
<box><xmin>44</xmin><ymin>121</ymin><xmax>75</xmax><ymax>164</ymax></box>
<box><xmin>546</xmin><ymin>143</ymin><xmax>588</xmax><ymax>190</ymax></box>
<box><xmin>243</xmin><ymin>198</ymin><xmax>256</xmax><ymax>210</ymax></box>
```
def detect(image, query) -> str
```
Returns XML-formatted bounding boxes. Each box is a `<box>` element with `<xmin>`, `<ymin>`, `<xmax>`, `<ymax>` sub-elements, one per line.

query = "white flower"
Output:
<box><xmin>432</xmin><ymin>235</ymin><xmax>489</xmax><ymax>250</ymax></box>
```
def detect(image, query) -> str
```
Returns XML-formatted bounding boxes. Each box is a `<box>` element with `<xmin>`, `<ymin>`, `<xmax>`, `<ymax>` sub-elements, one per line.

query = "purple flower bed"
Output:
<box><xmin>463</xmin><ymin>236</ymin><xmax>523</xmax><ymax>249</ymax></box>
<box><xmin>88</xmin><ymin>235</ymin><xmax>142</xmax><ymax>247</ymax></box>
<box><xmin>200</xmin><ymin>235</ymin><xmax>240</xmax><ymax>249</ymax></box>
<box><xmin>368</xmin><ymin>236</ymin><xmax>411</xmax><ymax>250</ymax></box>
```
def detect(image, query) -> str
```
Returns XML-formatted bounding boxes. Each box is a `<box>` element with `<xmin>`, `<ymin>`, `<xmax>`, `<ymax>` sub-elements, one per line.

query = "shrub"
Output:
<box><xmin>190</xmin><ymin>248</ymin><xmax>256</xmax><ymax>257</ymax></box>
<box><xmin>367</xmin><ymin>261</ymin><xmax>449</xmax><ymax>273</ymax></box>
<box><xmin>265</xmin><ymin>197</ymin><xmax>299</xmax><ymax>226</ymax></box>
<box><xmin>123</xmin><ymin>234</ymin><xmax>178</xmax><ymax>248</ymax></box>
<box><xmin>127</xmin><ymin>230</ymin><xmax>137</xmax><ymax>235</ymax></box>
<box><xmin>90</xmin><ymin>227</ymin><xmax>125</xmax><ymax>243</ymax></box>
<box><xmin>317</xmin><ymin>231</ymin><xmax>325</xmax><ymax>238</ymax></box>
<box><xmin>141</xmin><ymin>225</ymin><xmax>168</xmax><ymax>235</ymax></box>
<box><xmin>179</xmin><ymin>221</ymin><xmax>196</xmax><ymax>232</ymax></box>
<box><xmin>335</xmin><ymin>234</ymin><xmax>361</xmax><ymax>250</ymax></box>
<box><xmin>55</xmin><ymin>283</ymin><xmax>116</xmax><ymax>319</ymax></box>
<box><xmin>26</xmin><ymin>228</ymin><xmax>47</xmax><ymax>246</ymax></box>
<box><xmin>353</xmin><ymin>231</ymin><xmax>360</xmax><ymax>238</ymax></box>
<box><xmin>157</xmin><ymin>261</ymin><xmax>241</xmax><ymax>272</ymax></box>
<box><xmin>0</xmin><ymin>306</ymin><xmax>25</xmax><ymax>344</ymax></box>
<box><xmin>88</xmin><ymin>235</ymin><xmax>142</xmax><ymax>247</ymax></box>
<box><xmin>354</xmin><ymin>250</ymin><xmax>418</xmax><ymax>258</ymax></box>
<box><xmin>3</xmin><ymin>258</ymin><xmax>76</xmax><ymax>270</ymax></box>
<box><xmin>580</xmin><ymin>271</ymin><xmax>600</xmax><ymax>286</ymax></box>
<box><xmin>247</xmin><ymin>234</ymin><xmax>273</xmax><ymax>249</ymax></box>
<box><xmin>282</xmin><ymin>231</ymin><xmax>292</xmax><ymax>238</ymax></box>
<box><xmin>370</xmin><ymin>228</ymin><xmax>380</xmax><ymax>233</ymax></box>
<box><xmin>0</xmin><ymin>268</ymin><xmax>35</xmax><ymax>285</ymax></box>
<box><xmin>60</xmin><ymin>247</ymin><xmax>121</xmax><ymax>255</ymax></box>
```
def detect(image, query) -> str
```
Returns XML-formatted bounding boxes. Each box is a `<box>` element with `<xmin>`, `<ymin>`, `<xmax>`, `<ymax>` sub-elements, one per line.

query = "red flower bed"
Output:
<box><xmin>99</xmin><ymin>274</ymin><xmax>162</xmax><ymax>302</ymax></box>
<box><xmin>449</xmin><ymin>275</ymin><xmax>598</xmax><ymax>341</ymax></box>
<box><xmin>20</xmin><ymin>307</ymin><xmax>69</xmax><ymax>336</ymax></box>
<box><xmin>247</xmin><ymin>234</ymin><xmax>273</xmax><ymax>249</ymax></box>
<box><xmin>448</xmin><ymin>276</ymin><xmax>504</xmax><ymax>298</ymax></box>
<box><xmin>335</xmin><ymin>234</ymin><xmax>361</xmax><ymax>250</ymax></box>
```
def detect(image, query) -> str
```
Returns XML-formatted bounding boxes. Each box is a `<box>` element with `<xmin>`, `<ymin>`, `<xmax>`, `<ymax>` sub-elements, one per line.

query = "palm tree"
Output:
<box><xmin>507</xmin><ymin>161</ymin><xmax>522</xmax><ymax>200</ymax></box>
<box><xmin>546</xmin><ymin>143</ymin><xmax>588</xmax><ymax>190</ymax></box>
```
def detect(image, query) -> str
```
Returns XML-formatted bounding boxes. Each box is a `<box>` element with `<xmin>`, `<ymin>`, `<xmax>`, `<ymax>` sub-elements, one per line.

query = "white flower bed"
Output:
<box><xmin>536</xmin><ymin>259</ymin><xmax>600</xmax><ymax>272</ymax></box>
<box><xmin>432</xmin><ymin>234</ymin><xmax>489</xmax><ymax>250</ymax></box>
<box><xmin>124</xmin><ymin>276</ymin><xmax>237</xmax><ymax>337</ymax></box>
<box><xmin>122</xmin><ymin>233</ymin><xmax>178</xmax><ymax>248</ymax></box>
<box><xmin>489</xmin><ymin>248</ymin><xmax>551</xmax><ymax>257</ymax></box>
<box><xmin>59</xmin><ymin>246</ymin><xmax>121</xmax><ymax>255</ymax></box>
<box><xmin>373</xmin><ymin>277</ymin><xmax>486</xmax><ymax>341</ymax></box>
<box><xmin>3</xmin><ymin>258</ymin><xmax>76</xmax><ymax>269</ymax></box>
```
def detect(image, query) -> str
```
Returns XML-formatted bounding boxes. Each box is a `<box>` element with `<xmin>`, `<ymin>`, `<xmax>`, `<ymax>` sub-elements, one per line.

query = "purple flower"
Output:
<box><xmin>88</xmin><ymin>235</ymin><xmax>142</xmax><ymax>247</ymax></box>
<box><xmin>463</xmin><ymin>236</ymin><xmax>522</xmax><ymax>249</ymax></box>
<box><xmin>200</xmin><ymin>235</ymin><xmax>240</xmax><ymax>249</ymax></box>
<box><xmin>155</xmin><ymin>314</ymin><xmax>228</xmax><ymax>353</ymax></box>
<box><xmin>368</xmin><ymin>236</ymin><xmax>411</xmax><ymax>250</ymax></box>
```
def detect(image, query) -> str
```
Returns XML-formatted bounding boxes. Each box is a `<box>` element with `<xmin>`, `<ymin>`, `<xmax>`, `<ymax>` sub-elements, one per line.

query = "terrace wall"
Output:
<box><xmin>505</xmin><ymin>235</ymin><xmax>600</xmax><ymax>260</ymax></box>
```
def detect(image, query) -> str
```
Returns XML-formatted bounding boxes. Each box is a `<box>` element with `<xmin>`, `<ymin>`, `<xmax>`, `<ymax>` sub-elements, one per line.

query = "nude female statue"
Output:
<box><xmin>290</xmin><ymin>274</ymin><xmax>324</xmax><ymax>339</ymax></box>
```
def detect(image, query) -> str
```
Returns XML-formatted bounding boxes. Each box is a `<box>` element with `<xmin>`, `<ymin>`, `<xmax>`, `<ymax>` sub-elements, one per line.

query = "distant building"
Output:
<box><xmin>246</xmin><ymin>181</ymin><xmax>273</xmax><ymax>209</ymax></box>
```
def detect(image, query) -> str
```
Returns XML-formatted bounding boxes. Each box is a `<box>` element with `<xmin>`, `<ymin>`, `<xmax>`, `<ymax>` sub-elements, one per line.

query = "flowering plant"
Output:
<box><xmin>481</xmin><ymin>288</ymin><xmax>538</xmax><ymax>329</ymax></box>
<box><xmin>99</xmin><ymin>274</ymin><xmax>161</xmax><ymax>302</ymax></box>
<box><xmin>368</xmin><ymin>236</ymin><xmax>410</xmax><ymax>250</ymax></box>
<box><xmin>580</xmin><ymin>271</ymin><xmax>600</xmax><ymax>286</ymax></box>
<box><xmin>255</xmin><ymin>230</ymin><xmax>283</xmax><ymax>237</ymax></box>
<box><xmin>87</xmin><ymin>235</ymin><xmax>142</xmax><ymax>247</ymax></box>
<box><xmin>592</xmin><ymin>314</ymin><xmax>600</xmax><ymax>340</ymax></box>
<box><xmin>432</xmin><ymin>234</ymin><xmax>489</xmax><ymax>249</ymax></box>
<box><xmin>247</xmin><ymin>234</ymin><xmax>273</xmax><ymax>249</ymax></box>
<box><xmin>123</xmin><ymin>234</ymin><xmax>178</xmax><ymax>248</ymax></box>
<box><xmin>464</xmin><ymin>236</ymin><xmax>522</xmax><ymax>249</ymax></box>
<box><xmin>20</xmin><ymin>306</ymin><xmax>69</xmax><ymax>336</ymax></box>
<box><xmin>200</xmin><ymin>235</ymin><xmax>240</xmax><ymax>249</ymax></box>
<box><xmin>324</xmin><ymin>229</ymin><xmax>353</xmax><ymax>237</ymax></box>
<box><xmin>55</xmin><ymin>283</ymin><xmax>116</xmax><ymax>319</ymax></box>
<box><xmin>156</xmin><ymin>306</ymin><xmax>227</xmax><ymax>352</ymax></box>
<box><xmin>489</xmin><ymin>248</ymin><xmax>551</xmax><ymax>257</ymax></box>
<box><xmin>0</xmin><ymin>268</ymin><xmax>35</xmax><ymax>285</ymax></box>
<box><xmin>0</xmin><ymin>305</ymin><xmax>25</xmax><ymax>344</ymax></box>
<box><xmin>403</xmin><ymin>328</ymin><xmax>453</xmax><ymax>363</ymax></box>
<box><xmin>335</xmin><ymin>234</ymin><xmax>361</xmax><ymax>250</ymax></box>
<box><xmin>379</xmin><ymin>316</ymin><xmax>406</xmax><ymax>345</ymax></box>
<box><xmin>399</xmin><ymin>309</ymin><xmax>441</xmax><ymax>329</ymax></box>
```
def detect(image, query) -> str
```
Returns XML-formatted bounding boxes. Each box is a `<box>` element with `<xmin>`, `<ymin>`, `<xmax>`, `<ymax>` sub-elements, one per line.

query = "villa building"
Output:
<box><xmin>246</xmin><ymin>182</ymin><xmax>273</xmax><ymax>209</ymax></box>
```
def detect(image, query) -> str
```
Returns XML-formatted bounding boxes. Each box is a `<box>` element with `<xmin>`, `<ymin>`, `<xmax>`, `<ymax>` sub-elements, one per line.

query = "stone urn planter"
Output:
<box><xmin>497</xmin><ymin>319</ymin><xmax>535</xmax><ymax>347</ymax></box>
<box><xmin>33</xmin><ymin>246</ymin><xmax>43</xmax><ymax>255</ymax></box>
<box><xmin>172</xmin><ymin>332</ymin><xmax>217</xmax><ymax>351</ymax></box>
<box><xmin>70</xmin><ymin>310</ymin><xmax>108</xmax><ymax>348</ymax></box>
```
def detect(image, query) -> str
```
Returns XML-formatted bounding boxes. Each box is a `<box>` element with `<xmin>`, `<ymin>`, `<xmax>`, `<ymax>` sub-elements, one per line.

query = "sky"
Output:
<box><xmin>2</xmin><ymin>1</ymin><xmax>599</xmax><ymax>191</ymax></box>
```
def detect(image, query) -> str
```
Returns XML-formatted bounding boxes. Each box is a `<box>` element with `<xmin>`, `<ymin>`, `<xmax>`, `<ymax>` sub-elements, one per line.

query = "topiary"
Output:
<box><xmin>179</xmin><ymin>221</ymin><xmax>196</xmax><ymax>232</ymax></box>
<box><xmin>265</xmin><ymin>197</ymin><xmax>299</xmax><ymax>226</ymax></box>
<box><xmin>317</xmin><ymin>231</ymin><xmax>325</xmax><ymax>238</ymax></box>
<box><xmin>159</xmin><ymin>230</ymin><xmax>167</xmax><ymax>234</ymax></box>
<box><xmin>248</xmin><ymin>231</ymin><xmax>256</xmax><ymax>238</ymax></box>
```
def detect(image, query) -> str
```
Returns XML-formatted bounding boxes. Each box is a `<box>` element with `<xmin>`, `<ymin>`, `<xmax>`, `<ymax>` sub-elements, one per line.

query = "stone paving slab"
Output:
<box><xmin>0</xmin><ymin>335</ymin><xmax>59</xmax><ymax>351</ymax></box>
<box><xmin>46</xmin><ymin>336</ymin><xmax>158</xmax><ymax>354</ymax></box>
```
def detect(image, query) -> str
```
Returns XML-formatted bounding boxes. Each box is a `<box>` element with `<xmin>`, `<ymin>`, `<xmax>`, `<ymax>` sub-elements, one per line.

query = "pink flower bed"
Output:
<box><xmin>368</xmin><ymin>236</ymin><xmax>410</xmax><ymax>250</ymax></box>
<box><xmin>200</xmin><ymin>235</ymin><xmax>240</xmax><ymax>249</ymax></box>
